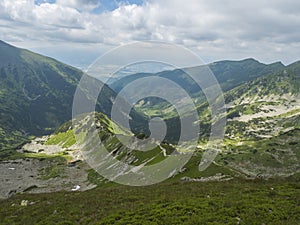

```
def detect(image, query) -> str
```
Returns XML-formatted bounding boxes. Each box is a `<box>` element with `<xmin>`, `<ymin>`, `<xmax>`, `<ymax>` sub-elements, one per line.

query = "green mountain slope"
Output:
<box><xmin>0</xmin><ymin>111</ymin><xmax>179</xmax><ymax>197</ymax></box>
<box><xmin>1</xmin><ymin>39</ymin><xmax>299</xmax><ymax>181</ymax></box>
<box><xmin>206</xmin><ymin>61</ymin><xmax>300</xmax><ymax>177</ymax></box>
<box><xmin>110</xmin><ymin>59</ymin><xmax>285</xmax><ymax>123</ymax></box>
<box><xmin>209</xmin><ymin>58</ymin><xmax>285</xmax><ymax>91</ymax></box>
<box><xmin>46</xmin><ymin>112</ymin><xmax>177</xmax><ymax>181</ymax></box>
<box><xmin>110</xmin><ymin>60</ymin><xmax>300</xmax><ymax>177</ymax></box>
<box><xmin>0</xmin><ymin>41</ymin><xmax>299</xmax><ymax>225</ymax></box>
<box><xmin>0</xmin><ymin>41</ymin><xmax>123</xmax><ymax>150</ymax></box>
<box><xmin>111</xmin><ymin>58</ymin><xmax>285</xmax><ymax>93</ymax></box>
<box><xmin>1</xmin><ymin>178</ymin><xmax>299</xmax><ymax>225</ymax></box>
<box><xmin>0</xmin><ymin>112</ymin><xmax>299</xmax><ymax>224</ymax></box>
<box><xmin>224</xmin><ymin>61</ymin><xmax>300</xmax><ymax>139</ymax></box>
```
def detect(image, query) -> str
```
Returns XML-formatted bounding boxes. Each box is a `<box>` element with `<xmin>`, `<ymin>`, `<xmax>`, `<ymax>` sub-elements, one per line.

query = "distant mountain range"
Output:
<box><xmin>0</xmin><ymin>40</ymin><xmax>299</xmax><ymax>198</ymax></box>
<box><xmin>110</xmin><ymin>57</ymin><xmax>298</xmax><ymax>141</ymax></box>
<box><xmin>1</xmin><ymin>40</ymin><xmax>299</xmax><ymax>149</ymax></box>
<box><xmin>111</xmin><ymin>58</ymin><xmax>285</xmax><ymax>93</ymax></box>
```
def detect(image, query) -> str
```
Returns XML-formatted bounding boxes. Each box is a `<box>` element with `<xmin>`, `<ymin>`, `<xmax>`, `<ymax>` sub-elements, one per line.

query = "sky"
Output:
<box><xmin>0</xmin><ymin>0</ymin><xmax>300</xmax><ymax>69</ymax></box>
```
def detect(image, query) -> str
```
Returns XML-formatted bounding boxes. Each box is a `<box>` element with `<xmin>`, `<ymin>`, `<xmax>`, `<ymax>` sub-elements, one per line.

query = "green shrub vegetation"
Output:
<box><xmin>0</xmin><ymin>179</ymin><xmax>299</xmax><ymax>225</ymax></box>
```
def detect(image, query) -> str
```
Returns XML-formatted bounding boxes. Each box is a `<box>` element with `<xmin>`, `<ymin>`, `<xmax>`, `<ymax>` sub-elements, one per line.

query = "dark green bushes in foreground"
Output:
<box><xmin>0</xmin><ymin>179</ymin><xmax>299</xmax><ymax>225</ymax></box>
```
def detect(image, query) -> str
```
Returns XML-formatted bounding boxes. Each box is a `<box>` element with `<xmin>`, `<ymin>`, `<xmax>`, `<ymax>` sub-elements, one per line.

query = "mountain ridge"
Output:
<box><xmin>111</xmin><ymin>58</ymin><xmax>286</xmax><ymax>94</ymax></box>
<box><xmin>0</xmin><ymin>40</ymin><xmax>118</xmax><ymax>150</ymax></box>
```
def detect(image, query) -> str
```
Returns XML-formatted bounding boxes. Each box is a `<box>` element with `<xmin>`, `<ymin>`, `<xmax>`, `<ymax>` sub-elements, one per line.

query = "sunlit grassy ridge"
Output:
<box><xmin>46</xmin><ymin>130</ymin><xmax>76</xmax><ymax>148</ymax></box>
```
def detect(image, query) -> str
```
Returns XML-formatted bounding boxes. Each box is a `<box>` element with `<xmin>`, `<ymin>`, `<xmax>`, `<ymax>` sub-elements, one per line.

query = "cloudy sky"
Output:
<box><xmin>1</xmin><ymin>0</ymin><xmax>300</xmax><ymax>68</ymax></box>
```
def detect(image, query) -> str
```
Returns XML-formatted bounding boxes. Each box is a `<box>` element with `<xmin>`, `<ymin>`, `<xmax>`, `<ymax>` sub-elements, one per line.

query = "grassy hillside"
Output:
<box><xmin>0</xmin><ymin>179</ymin><xmax>299</xmax><ymax>225</ymax></box>
<box><xmin>43</xmin><ymin>59</ymin><xmax>300</xmax><ymax>179</ymax></box>
<box><xmin>0</xmin><ymin>95</ymin><xmax>299</xmax><ymax>225</ymax></box>
<box><xmin>110</xmin><ymin>59</ymin><xmax>285</xmax><ymax>119</ymax></box>
<box><xmin>108</xmin><ymin>59</ymin><xmax>287</xmax><ymax>143</ymax></box>
<box><xmin>224</xmin><ymin>62</ymin><xmax>300</xmax><ymax>140</ymax></box>
<box><xmin>0</xmin><ymin>41</ymin><xmax>147</xmax><ymax>151</ymax></box>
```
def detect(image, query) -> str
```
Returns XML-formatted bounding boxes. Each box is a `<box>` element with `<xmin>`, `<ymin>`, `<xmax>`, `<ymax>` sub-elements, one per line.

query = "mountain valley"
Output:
<box><xmin>0</xmin><ymin>41</ymin><xmax>299</xmax><ymax>224</ymax></box>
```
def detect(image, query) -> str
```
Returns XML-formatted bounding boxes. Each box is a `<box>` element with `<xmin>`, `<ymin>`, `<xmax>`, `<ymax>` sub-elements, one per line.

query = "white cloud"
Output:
<box><xmin>34</xmin><ymin>3</ymin><xmax>83</xmax><ymax>28</ymax></box>
<box><xmin>56</xmin><ymin>0</ymin><xmax>100</xmax><ymax>12</ymax></box>
<box><xmin>0</xmin><ymin>0</ymin><xmax>299</xmax><ymax>65</ymax></box>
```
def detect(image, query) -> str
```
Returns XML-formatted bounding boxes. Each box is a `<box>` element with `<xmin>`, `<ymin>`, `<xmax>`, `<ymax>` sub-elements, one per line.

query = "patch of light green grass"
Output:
<box><xmin>45</xmin><ymin>130</ymin><xmax>75</xmax><ymax>148</ymax></box>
